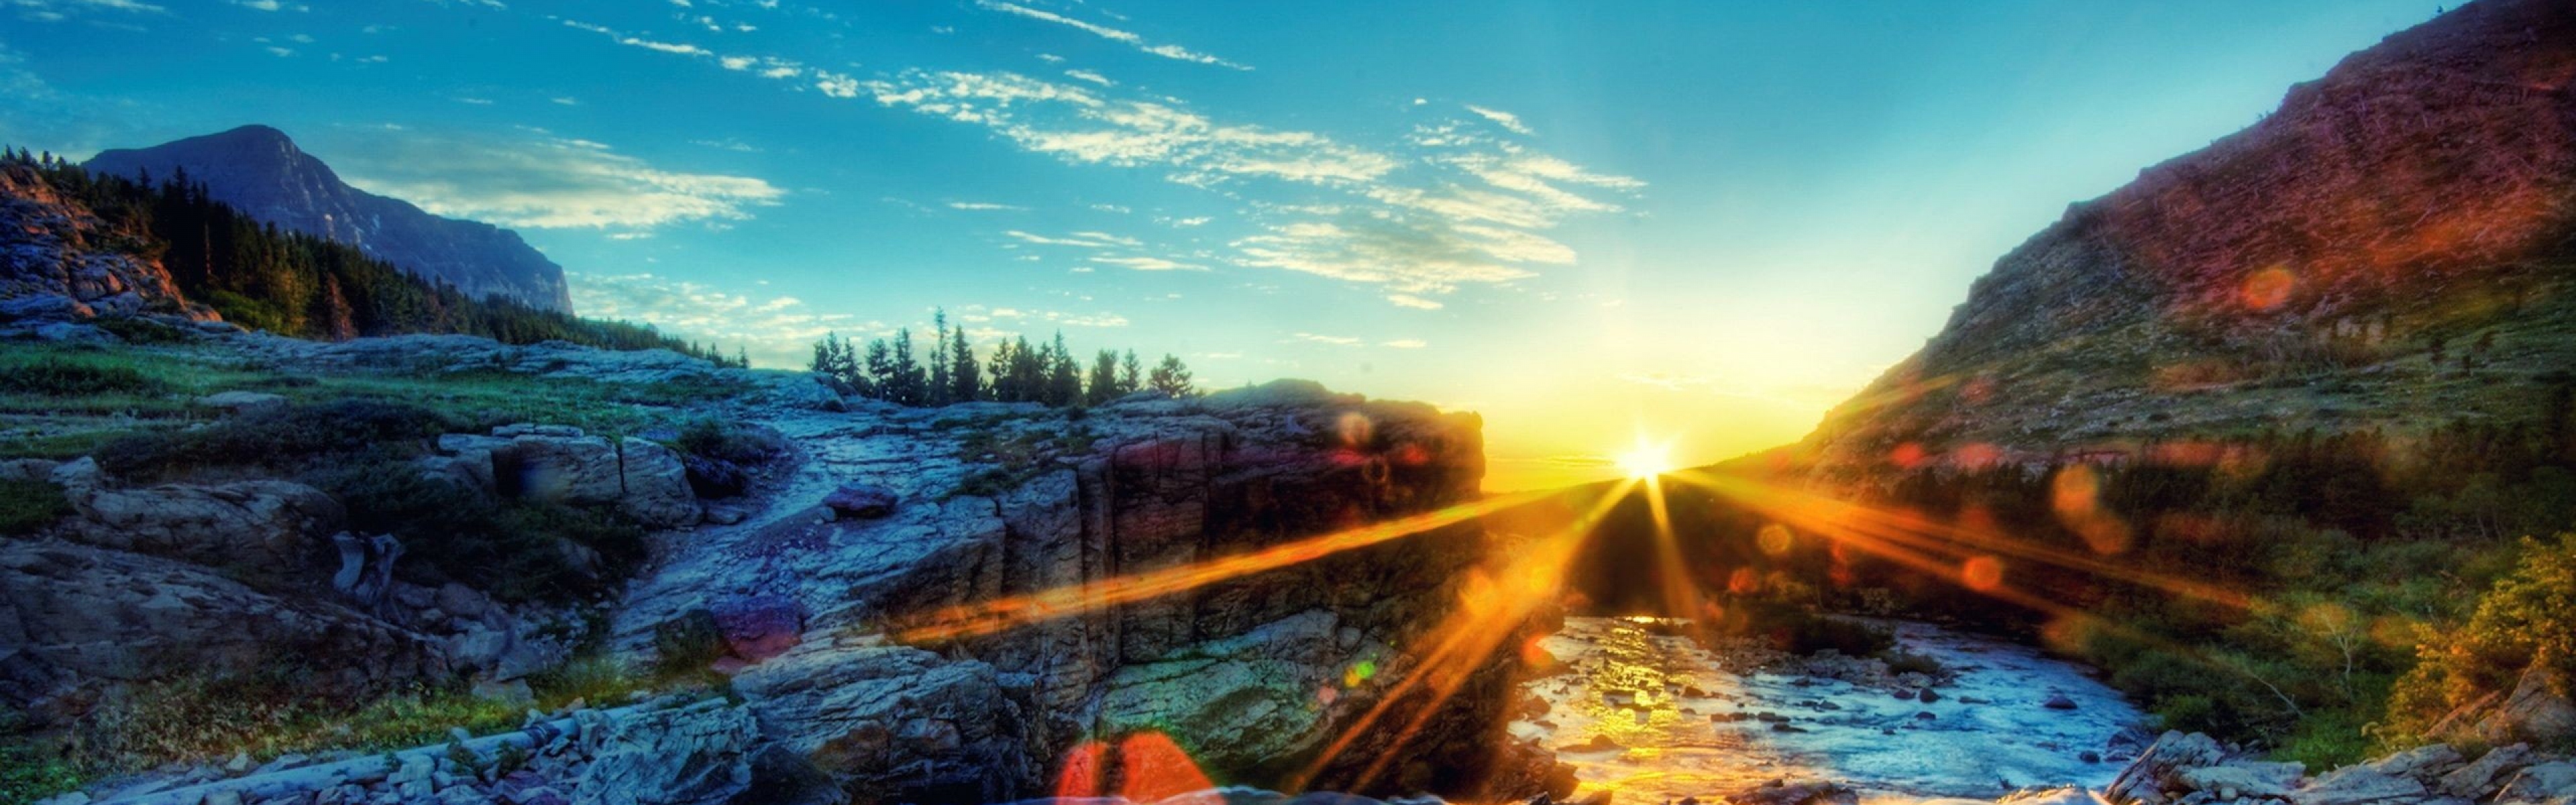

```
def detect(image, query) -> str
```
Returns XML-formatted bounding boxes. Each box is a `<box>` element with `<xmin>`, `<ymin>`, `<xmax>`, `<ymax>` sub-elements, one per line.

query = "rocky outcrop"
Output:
<box><xmin>0</xmin><ymin>162</ymin><xmax>215</xmax><ymax>324</ymax></box>
<box><xmin>85</xmin><ymin>125</ymin><xmax>574</xmax><ymax>312</ymax></box>
<box><xmin>423</xmin><ymin>424</ymin><xmax>700</xmax><ymax>529</ymax></box>
<box><xmin>51</xmin><ymin>460</ymin><xmax>345</xmax><ymax>576</ymax></box>
<box><xmin>1792</xmin><ymin>0</ymin><xmax>2576</xmax><ymax>475</ymax></box>
<box><xmin>615</xmin><ymin>380</ymin><xmax>1538</xmax><ymax>802</ymax></box>
<box><xmin>0</xmin><ymin>539</ymin><xmax>450</xmax><ymax>724</ymax></box>
<box><xmin>2424</xmin><ymin>662</ymin><xmax>2576</xmax><ymax>749</ymax></box>
<box><xmin>2106</xmin><ymin>731</ymin><xmax>2576</xmax><ymax>805</ymax></box>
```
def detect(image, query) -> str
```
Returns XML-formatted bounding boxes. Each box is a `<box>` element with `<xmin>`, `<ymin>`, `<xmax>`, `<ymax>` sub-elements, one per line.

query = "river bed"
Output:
<box><xmin>1509</xmin><ymin>616</ymin><xmax>2149</xmax><ymax>804</ymax></box>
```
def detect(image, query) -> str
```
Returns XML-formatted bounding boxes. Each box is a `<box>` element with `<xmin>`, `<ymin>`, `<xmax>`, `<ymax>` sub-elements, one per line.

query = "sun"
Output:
<box><xmin>1614</xmin><ymin>441</ymin><xmax>1673</xmax><ymax>478</ymax></box>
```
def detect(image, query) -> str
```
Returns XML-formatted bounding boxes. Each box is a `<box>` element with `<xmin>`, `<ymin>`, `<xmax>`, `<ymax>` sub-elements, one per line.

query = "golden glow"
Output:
<box><xmin>1613</xmin><ymin>441</ymin><xmax>1673</xmax><ymax>478</ymax></box>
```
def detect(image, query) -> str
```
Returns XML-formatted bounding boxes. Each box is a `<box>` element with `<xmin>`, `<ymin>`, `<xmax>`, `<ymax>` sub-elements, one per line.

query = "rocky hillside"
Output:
<box><xmin>0</xmin><ymin>162</ymin><xmax>215</xmax><ymax>325</ymax></box>
<box><xmin>86</xmin><ymin>125</ymin><xmax>573</xmax><ymax>313</ymax></box>
<box><xmin>1792</xmin><ymin>0</ymin><xmax>2576</xmax><ymax>477</ymax></box>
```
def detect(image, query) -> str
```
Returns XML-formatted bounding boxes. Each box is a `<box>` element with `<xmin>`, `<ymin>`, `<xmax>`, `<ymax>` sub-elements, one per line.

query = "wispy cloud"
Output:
<box><xmin>973</xmin><ymin>0</ymin><xmax>1250</xmax><ymax>70</ymax></box>
<box><xmin>1089</xmin><ymin>256</ymin><xmax>1206</xmax><ymax>272</ymax></box>
<box><xmin>947</xmin><ymin>201</ymin><xmax>1028</xmax><ymax>211</ymax></box>
<box><xmin>561</xmin><ymin>19</ymin><xmax>710</xmax><ymax>57</ymax></box>
<box><xmin>570</xmin><ymin>271</ymin><xmax>859</xmax><ymax>367</ymax></box>
<box><xmin>329</xmin><ymin>129</ymin><xmax>784</xmax><ymax>230</ymax></box>
<box><xmin>1382</xmin><ymin>339</ymin><xmax>1428</xmax><ymax>349</ymax></box>
<box><xmin>1464</xmin><ymin>104</ymin><xmax>1534</xmax><ymax>136</ymax></box>
<box><xmin>1290</xmin><ymin>333</ymin><xmax>1362</xmax><ymax>346</ymax></box>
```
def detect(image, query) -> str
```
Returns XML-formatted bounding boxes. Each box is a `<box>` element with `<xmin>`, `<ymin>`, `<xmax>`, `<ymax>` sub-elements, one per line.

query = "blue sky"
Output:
<box><xmin>0</xmin><ymin>0</ymin><xmax>2438</xmax><ymax>488</ymax></box>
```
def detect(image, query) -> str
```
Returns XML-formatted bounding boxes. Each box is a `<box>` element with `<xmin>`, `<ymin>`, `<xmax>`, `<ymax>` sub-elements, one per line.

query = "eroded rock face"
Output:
<box><xmin>616</xmin><ymin>381</ymin><xmax>1527</xmax><ymax>802</ymax></box>
<box><xmin>57</xmin><ymin>475</ymin><xmax>345</xmax><ymax>576</ymax></box>
<box><xmin>0</xmin><ymin>163</ymin><xmax>216</xmax><ymax>324</ymax></box>
<box><xmin>2108</xmin><ymin>731</ymin><xmax>2576</xmax><ymax>805</ymax></box>
<box><xmin>425</xmin><ymin>425</ymin><xmax>699</xmax><ymax>529</ymax></box>
<box><xmin>0</xmin><ymin>539</ymin><xmax>449</xmax><ymax>723</ymax></box>
<box><xmin>570</xmin><ymin>699</ymin><xmax>759</xmax><ymax>805</ymax></box>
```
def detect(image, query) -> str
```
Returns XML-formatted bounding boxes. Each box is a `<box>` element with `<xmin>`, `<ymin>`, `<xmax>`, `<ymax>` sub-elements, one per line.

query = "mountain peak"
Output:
<box><xmin>85</xmin><ymin>127</ymin><xmax>575</xmax><ymax>313</ymax></box>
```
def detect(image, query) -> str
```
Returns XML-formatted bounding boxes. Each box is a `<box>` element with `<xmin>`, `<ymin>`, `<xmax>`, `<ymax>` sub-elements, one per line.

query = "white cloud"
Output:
<box><xmin>1006</xmin><ymin>229</ymin><xmax>1138</xmax><ymax>248</ymax></box>
<box><xmin>973</xmin><ymin>0</ymin><xmax>1250</xmax><ymax>70</ymax></box>
<box><xmin>561</xmin><ymin>19</ymin><xmax>710</xmax><ymax>57</ymax></box>
<box><xmin>947</xmin><ymin>201</ymin><xmax>1027</xmax><ymax>211</ymax></box>
<box><xmin>1385</xmin><ymin>293</ymin><xmax>1443</xmax><ymax>310</ymax></box>
<box><xmin>1382</xmin><ymin>339</ymin><xmax>1428</xmax><ymax>349</ymax></box>
<box><xmin>1464</xmin><ymin>104</ymin><xmax>1534</xmax><ymax>136</ymax></box>
<box><xmin>1291</xmin><ymin>333</ymin><xmax>1361</xmax><ymax>346</ymax></box>
<box><xmin>1089</xmin><ymin>256</ymin><xmax>1206</xmax><ymax>272</ymax></box>
<box><xmin>1064</xmin><ymin>68</ymin><xmax>1112</xmax><ymax>87</ymax></box>
<box><xmin>330</xmin><ymin>129</ymin><xmax>784</xmax><ymax>230</ymax></box>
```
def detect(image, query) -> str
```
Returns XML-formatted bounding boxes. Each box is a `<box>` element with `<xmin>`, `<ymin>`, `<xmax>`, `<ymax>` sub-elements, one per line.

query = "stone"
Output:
<box><xmin>425</xmin><ymin>429</ymin><xmax>698</xmax><ymax>528</ymax></box>
<box><xmin>2496</xmin><ymin>761</ymin><xmax>2576</xmax><ymax>801</ymax></box>
<box><xmin>2042</xmin><ymin>694</ymin><xmax>2078</xmax><ymax>710</ymax></box>
<box><xmin>2292</xmin><ymin>769</ymin><xmax>2427</xmax><ymax>805</ymax></box>
<box><xmin>821</xmin><ymin>483</ymin><xmax>898</xmax><ymax>519</ymax></box>
<box><xmin>2182</xmin><ymin>764</ymin><xmax>2300</xmax><ymax>798</ymax></box>
<box><xmin>569</xmin><ymin>700</ymin><xmax>758</xmax><ymax>805</ymax></box>
<box><xmin>2440</xmin><ymin>743</ymin><xmax>2532</xmax><ymax>798</ymax></box>
<box><xmin>2358</xmin><ymin>743</ymin><xmax>2460</xmax><ymax>780</ymax></box>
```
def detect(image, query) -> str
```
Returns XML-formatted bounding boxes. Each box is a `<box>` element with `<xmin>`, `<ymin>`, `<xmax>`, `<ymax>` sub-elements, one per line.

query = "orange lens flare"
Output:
<box><xmin>889</xmin><ymin>487</ymin><xmax>1562</xmax><ymax>643</ymax></box>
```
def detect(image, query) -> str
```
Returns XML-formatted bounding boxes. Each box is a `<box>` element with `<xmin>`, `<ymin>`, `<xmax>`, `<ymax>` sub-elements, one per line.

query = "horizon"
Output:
<box><xmin>0</xmin><ymin>0</ymin><xmax>2442</xmax><ymax>490</ymax></box>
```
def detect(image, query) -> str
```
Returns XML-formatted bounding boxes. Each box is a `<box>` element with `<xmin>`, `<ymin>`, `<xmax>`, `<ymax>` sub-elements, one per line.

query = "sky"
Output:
<box><xmin>0</xmin><ymin>0</ymin><xmax>2440</xmax><ymax>490</ymax></box>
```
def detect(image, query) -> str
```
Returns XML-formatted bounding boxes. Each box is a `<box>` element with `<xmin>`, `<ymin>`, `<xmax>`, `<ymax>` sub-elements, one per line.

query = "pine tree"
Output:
<box><xmin>865</xmin><ymin>338</ymin><xmax>895</xmax><ymax>399</ymax></box>
<box><xmin>1149</xmin><ymin>354</ymin><xmax>1194</xmax><ymax>397</ymax></box>
<box><xmin>1046</xmin><ymin>331</ymin><xmax>1082</xmax><ymax>406</ymax></box>
<box><xmin>1086</xmin><ymin>349</ymin><xmax>1121</xmax><ymax>405</ymax></box>
<box><xmin>928</xmin><ymin>309</ymin><xmax>952</xmax><ymax>406</ymax></box>
<box><xmin>892</xmin><ymin>327</ymin><xmax>927</xmax><ymax>405</ymax></box>
<box><xmin>1118</xmin><ymin>350</ymin><xmax>1142</xmax><ymax>396</ymax></box>
<box><xmin>988</xmin><ymin>337</ymin><xmax>1019</xmax><ymax>402</ymax></box>
<box><xmin>950</xmin><ymin>325</ymin><xmax>981</xmax><ymax>403</ymax></box>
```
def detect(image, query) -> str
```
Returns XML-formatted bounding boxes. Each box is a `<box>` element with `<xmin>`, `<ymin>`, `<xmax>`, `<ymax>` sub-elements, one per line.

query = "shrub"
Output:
<box><xmin>0</xmin><ymin>478</ymin><xmax>70</xmax><ymax>535</ymax></box>
<box><xmin>91</xmin><ymin>316</ymin><xmax>194</xmax><ymax>345</ymax></box>
<box><xmin>0</xmin><ymin>358</ymin><xmax>159</xmax><ymax>396</ymax></box>
<box><xmin>2387</xmin><ymin>533</ymin><xmax>2576</xmax><ymax>745</ymax></box>
<box><xmin>311</xmin><ymin>458</ymin><xmax>645</xmax><ymax>603</ymax></box>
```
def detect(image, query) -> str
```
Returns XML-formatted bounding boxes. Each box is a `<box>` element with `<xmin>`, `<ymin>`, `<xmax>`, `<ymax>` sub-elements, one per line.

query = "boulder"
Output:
<box><xmin>822</xmin><ymin>483</ymin><xmax>898</xmax><ymax>519</ymax></box>
<box><xmin>729</xmin><ymin>642</ymin><xmax>1040</xmax><ymax>804</ymax></box>
<box><xmin>1723</xmin><ymin>780</ymin><xmax>1858</xmax><ymax>805</ymax></box>
<box><xmin>2430</xmin><ymin>663</ymin><xmax>2576</xmax><ymax>748</ymax></box>
<box><xmin>2180</xmin><ymin>763</ymin><xmax>2301</xmax><ymax>799</ymax></box>
<box><xmin>569</xmin><ymin>699</ymin><xmax>757</xmax><ymax>805</ymax></box>
<box><xmin>2495</xmin><ymin>760</ymin><xmax>2576</xmax><ymax>802</ymax></box>
<box><xmin>60</xmin><ymin>477</ymin><xmax>345</xmax><ymax>576</ymax></box>
<box><xmin>2289</xmin><ymin>768</ymin><xmax>2426</xmax><ymax>805</ymax></box>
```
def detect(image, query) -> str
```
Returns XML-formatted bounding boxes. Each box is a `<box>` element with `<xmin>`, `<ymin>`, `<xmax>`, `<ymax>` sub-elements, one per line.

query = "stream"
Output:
<box><xmin>1510</xmin><ymin>616</ymin><xmax>2150</xmax><ymax>804</ymax></box>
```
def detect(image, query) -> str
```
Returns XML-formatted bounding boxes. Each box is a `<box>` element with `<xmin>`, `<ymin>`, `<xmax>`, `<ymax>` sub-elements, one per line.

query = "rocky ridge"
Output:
<box><xmin>1792</xmin><ymin>0</ymin><xmax>2576</xmax><ymax>477</ymax></box>
<box><xmin>85</xmin><ymin>126</ymin><xmax>573</xmax><ymax>313</ymax></box>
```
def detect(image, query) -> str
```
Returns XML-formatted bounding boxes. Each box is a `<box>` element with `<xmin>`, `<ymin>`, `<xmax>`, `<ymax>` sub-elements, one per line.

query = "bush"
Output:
<box><xmin>2387</xmin><ymin>533</ymin><xmax>2576</xmax><ymax>744</ymax></box>
<box><xmin>0</xmin><ymin>478</ymin><xmax>70</xmax><ymax>535</ymax></box>
<box><xmin>311</xmin><ymin>458</ymin><xmax>645</xmax><ymax>603</ymax></box>
<box><xmin>0</xmin><ymin>358</ymin><xmax>159</xmax><ymax>396</ymax></box>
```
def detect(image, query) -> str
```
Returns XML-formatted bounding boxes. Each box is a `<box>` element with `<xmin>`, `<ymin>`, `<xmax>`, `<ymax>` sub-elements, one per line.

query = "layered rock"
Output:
<box><xmin>85</xmin><ymin>125</ymin><xmax>574</xmax><ymax>312</ymax></box>
<box><xmin>616</xmin><ymin>380</ymin><xmax>1544</xmax><ymax>802</ymax></box>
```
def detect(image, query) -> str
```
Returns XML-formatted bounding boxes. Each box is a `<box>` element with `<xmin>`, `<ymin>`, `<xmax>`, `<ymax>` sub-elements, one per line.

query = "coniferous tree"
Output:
<box><xmin>928</xmin><ymin>310</ymin><xmax>953</xmax><ymax>406</ymax></box>
<box><xmin>1149</xmin><ymin>354</ymin><xmax>1195</xmax><ymax>397</ymax></box>
<box><xmin>1007</xmin><ymin>335</ymin><xmax>1044</xmax><ymax>402</ymax></box>
<box><xmin>1118</xmin><ymin>350</ymin><xmax>1142</xmax><ymax>396</ymax></box>
<box><xmin>865</xmin><ymin>338</ymin><xmax>895</xmax><ymax>398</ymax></box>
<box><xmin>950</xmin><ymin>325</ymin><xmax>981</xmax><ymax>403</ymax></box>
<box><xmin>1086</xmin><ymin>349</ymin><xmax>1121</xmax><ymax>405</ymax></box>
<box><xmin>891</xmin><ymin>327</ymin><xmax>927</xmax><ymax>405</ymax></box>
<box><xmin>1046</xmin><ymin>331</ymin><xmax>1082</xmax><ymax>406</ymax></box>
<box><xmin>988</xmin><ymin>337</ymin><xmax>1020</xmax><ymax>402</ymax></box>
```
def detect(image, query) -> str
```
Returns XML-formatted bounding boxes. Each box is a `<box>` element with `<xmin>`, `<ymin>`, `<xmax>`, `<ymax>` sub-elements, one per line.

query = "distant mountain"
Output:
<box><xmin>1784</xmin><ymin>0</ymin><xmax>2576</xmax><ymax>479</ymax></box>
<box><xmin>86</xmin><ymin>125</ymin><xmax>574</xmax><ymax>313</ymax></box>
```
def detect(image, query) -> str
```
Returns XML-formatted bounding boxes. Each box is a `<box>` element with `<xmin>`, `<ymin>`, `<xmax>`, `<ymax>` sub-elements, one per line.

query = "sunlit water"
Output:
<box><xmin>1510</xmin><ymin>616</ymin><xmax>2147</xmax><ymax>804</ymax></box>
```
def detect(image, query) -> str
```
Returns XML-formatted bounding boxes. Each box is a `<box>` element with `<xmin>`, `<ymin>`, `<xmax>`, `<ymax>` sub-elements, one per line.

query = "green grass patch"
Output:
<box><xmin>0</xmin><ymin>356</ymin><xmax>161</xmax><ymax>396</ymax></box>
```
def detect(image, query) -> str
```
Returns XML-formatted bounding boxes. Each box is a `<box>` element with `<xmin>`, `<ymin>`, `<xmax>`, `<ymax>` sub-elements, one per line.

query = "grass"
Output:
<box><xmin>5</xmin><ymin>653</ymin><xmax>720</xmax><ymax>802</ymax></box>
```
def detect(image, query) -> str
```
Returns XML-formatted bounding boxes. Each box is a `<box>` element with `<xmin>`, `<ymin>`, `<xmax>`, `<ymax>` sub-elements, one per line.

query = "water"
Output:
<box><xmin>1509</xmin><ymin>616</ymin><xmax>2147</xmax><ymax>804</ymax></box>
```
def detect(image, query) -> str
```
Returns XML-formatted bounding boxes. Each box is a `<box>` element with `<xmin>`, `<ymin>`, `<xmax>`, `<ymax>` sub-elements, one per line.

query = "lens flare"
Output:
<box><xmin>1614</xmin><ymin>441</ymin><xmax>1672</xmax><ymax>478</ymax></box>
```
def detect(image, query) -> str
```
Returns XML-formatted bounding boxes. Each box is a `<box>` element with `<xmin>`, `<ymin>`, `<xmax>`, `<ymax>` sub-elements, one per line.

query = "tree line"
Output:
<box><xmin>1</xmin><ymin>148</ymin><xmax>747</xmax><ymax>366</ymax></box>
<box><xmin>810</xmin><ymin>311</ymin><xmax>1194</xmax><ymax>408</ymax></box>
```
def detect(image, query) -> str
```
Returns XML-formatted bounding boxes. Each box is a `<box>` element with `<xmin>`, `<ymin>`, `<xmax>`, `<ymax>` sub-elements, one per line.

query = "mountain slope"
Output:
<box><xmin>86</xmin><ymin>125</ymin><xmax>574</xmax><ymax>313</ymax></box>
<box><xmin>1790</xmin><ymin>0</ymin><xmax>2576</xmax><ymax>479</ymax></box>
